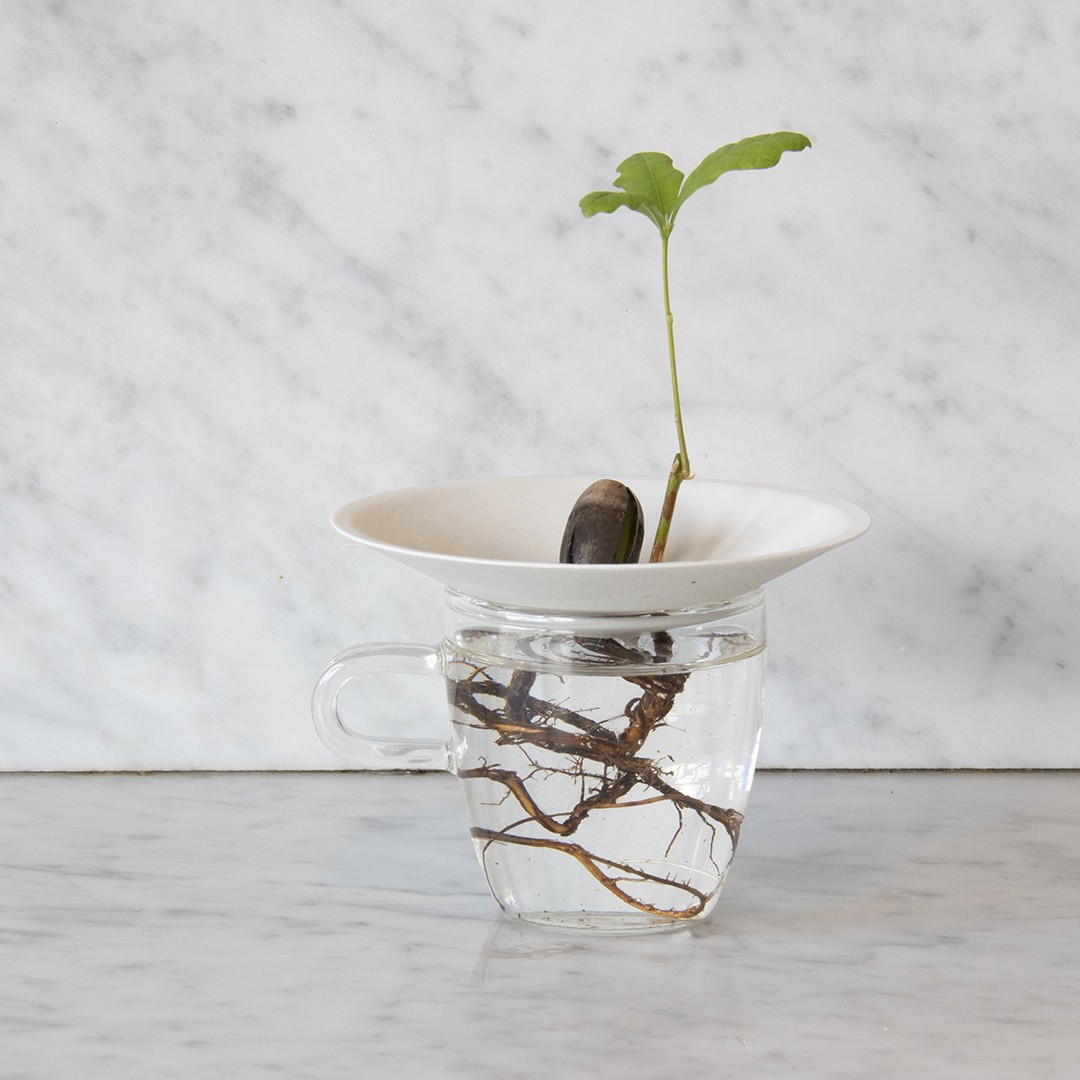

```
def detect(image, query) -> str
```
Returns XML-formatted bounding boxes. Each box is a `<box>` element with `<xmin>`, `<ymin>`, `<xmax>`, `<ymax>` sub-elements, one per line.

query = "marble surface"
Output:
<box><xmin>3</xmin><ymin>3</ymin><xmax>1080</xmax><ymax>768</ymax></box>
<box><xmin>2</xmin><ymin>771</ymin><xmax>1077</xmax><ymax>1078</ymax></box>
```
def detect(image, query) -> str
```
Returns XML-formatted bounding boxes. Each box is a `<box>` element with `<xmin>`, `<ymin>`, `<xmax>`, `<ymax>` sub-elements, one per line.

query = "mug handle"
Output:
<box><xmin>312</xmin><ymin>642</ymin><xmax>450</xmax><ymax>771</ymax></box>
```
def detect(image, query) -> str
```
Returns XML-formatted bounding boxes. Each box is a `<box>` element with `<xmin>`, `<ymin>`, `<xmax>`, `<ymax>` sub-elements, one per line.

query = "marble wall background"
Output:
<box><xmin>3</xmin><ymin>1</ymin><xmax>1078</xmax><ymax>770</ymax></box>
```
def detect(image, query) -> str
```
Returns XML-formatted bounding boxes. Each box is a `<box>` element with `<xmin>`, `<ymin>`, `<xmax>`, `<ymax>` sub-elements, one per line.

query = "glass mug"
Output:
<box><xmin>313</xmin><ymin>588</ymin><xmax>766</xmax><ymax>932</ymax></box>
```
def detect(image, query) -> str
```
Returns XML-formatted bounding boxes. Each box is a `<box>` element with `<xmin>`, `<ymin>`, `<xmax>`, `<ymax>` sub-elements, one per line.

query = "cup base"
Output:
<box><xmin>506</xmin><ymin>904</ymin><xmax>719</xmax><ymax>934</ymax></box>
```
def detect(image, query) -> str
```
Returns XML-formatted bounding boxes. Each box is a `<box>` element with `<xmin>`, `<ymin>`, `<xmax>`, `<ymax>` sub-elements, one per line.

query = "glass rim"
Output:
<box><xmin>443</xmin><ymin>586</ymin><xmax>765</xmax><ymax>634</ymax></box>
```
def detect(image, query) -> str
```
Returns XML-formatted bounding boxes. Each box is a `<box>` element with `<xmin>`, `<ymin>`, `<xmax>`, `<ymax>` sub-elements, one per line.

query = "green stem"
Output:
<box><xmin>661</xmin><ymin>227</ymin><xmax>690</xmax><ymax>480</ymax></box>
<box><xmin>650</xmin><ymin>226</ymin><xmax>691</xmax><ymax>563</ymax></box>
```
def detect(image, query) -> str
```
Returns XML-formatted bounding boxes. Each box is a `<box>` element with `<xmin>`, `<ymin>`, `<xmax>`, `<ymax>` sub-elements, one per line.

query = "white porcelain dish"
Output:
<box><xmin>331</xmin><ymin>475</ymin><xmax>871</xmax><ymax>614</ymax></box>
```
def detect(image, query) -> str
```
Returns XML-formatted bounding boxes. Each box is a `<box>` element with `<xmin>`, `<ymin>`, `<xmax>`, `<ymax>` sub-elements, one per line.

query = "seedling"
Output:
<box><xmin>579</xmin><ymin>132</ymin><xmax>811</xmax><ymax>561</ymax></box>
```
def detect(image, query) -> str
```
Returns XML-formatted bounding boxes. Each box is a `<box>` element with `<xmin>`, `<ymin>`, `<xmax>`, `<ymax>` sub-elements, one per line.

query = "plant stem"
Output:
<box><xmin>650</xmin><ymin>226</ymin><xmax>691</xmax><ymax>563</ymax></box>
<box><xmin>661</xmin><ymin>227</ymin><xmax>691</xmax><ymax>478</ymax></box>
<box><xmin>649</xmin><ymin>453</ymin><xmax>685</xmax><ymax>562</ymax></box>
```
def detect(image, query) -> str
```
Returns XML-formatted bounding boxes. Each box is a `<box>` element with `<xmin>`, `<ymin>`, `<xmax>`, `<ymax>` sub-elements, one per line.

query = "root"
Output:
<box><xmin>450</xmin><ymin>633</ymin><xmax>743</xmax><ymax>917</ymax></box>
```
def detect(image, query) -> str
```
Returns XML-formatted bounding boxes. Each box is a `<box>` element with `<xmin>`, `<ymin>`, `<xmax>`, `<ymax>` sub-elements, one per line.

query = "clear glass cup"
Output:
<box><xmin>313</xmin><ymin>588</ymin><xmax>766</xmax><ymax>932</ymax></box>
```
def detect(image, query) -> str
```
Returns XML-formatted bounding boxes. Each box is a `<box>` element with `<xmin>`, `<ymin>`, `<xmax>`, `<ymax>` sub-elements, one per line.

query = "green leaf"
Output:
<box><xmin>579</xmin><ymin>190</ymin><xmax>650</xmax><ymax>218</ymax></box>
<box><xmin>579</xmin><ymin>152</ymin><xmax>684</xmax><ymax>231</ymax></box>
<box><xmin>613</xmin><ymin>152</ymin><xmax>684</xmax><ymax>221</ymax></box>
<box><xmin>673</xmin><ymin>131</ymin><xmax>811</xmax><ymax>219</ymax></box>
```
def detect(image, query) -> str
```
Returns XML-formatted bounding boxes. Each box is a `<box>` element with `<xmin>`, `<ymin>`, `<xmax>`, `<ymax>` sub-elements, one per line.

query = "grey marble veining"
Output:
<box><xmin>2</xmin><ymin>2</ymin><xmax>1080</xmax><ymax>768</ymax></box>
<box><xmin>2</xmin><ymin>772</ymin><xmax>1077</xmax><ymax>1078</ymax></box>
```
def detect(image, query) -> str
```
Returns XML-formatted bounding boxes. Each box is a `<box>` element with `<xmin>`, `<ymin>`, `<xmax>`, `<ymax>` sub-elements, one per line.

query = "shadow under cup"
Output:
<box><xmin>314</xmin><ymin>589</ymin><xmax>766</xmax><ymax>932</ymax></box>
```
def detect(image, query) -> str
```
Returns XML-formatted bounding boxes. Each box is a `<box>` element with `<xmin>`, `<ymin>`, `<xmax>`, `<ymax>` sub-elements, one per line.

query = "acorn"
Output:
<box><xmin>559</xmin><ymin>480</ymin><xmax>644</xmax><ymax>564</ymax></box>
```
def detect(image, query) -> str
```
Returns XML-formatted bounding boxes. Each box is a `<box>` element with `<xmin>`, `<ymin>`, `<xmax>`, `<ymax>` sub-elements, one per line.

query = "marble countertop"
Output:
<box><xmin>3</xmin><ymin>771</ymin><xmax>1076</xmax><ymax>1078</ymax></box>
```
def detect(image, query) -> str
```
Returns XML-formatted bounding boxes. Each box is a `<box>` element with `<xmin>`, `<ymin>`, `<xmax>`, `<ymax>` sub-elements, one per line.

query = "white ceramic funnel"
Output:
<box><xmin>331</xmin><ymin>475</ymin><xmax>870</xmax><ymax>614</ymax></box>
